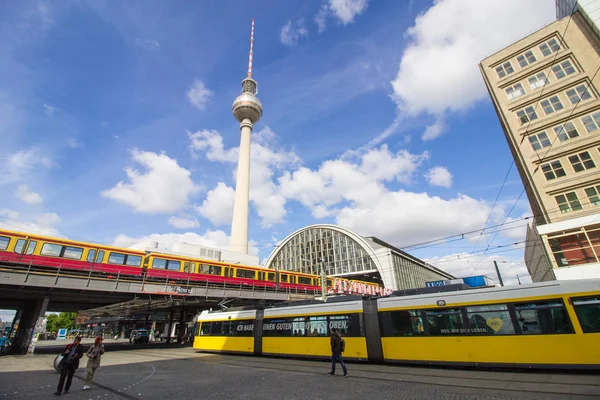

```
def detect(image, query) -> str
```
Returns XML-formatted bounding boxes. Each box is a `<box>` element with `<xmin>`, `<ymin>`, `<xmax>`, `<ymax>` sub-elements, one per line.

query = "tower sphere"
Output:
<box><xmin>232</xmin><ymin>79</ymin><xmax>263</xmax><ymax>124</ymax></box>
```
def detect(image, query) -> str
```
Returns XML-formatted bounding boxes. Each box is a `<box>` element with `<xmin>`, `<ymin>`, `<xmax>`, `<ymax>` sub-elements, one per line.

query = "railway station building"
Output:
<box><xmin>263</xmin><ymin>224</ymin><xmax>454</xmax><ymax>291</ymax></box>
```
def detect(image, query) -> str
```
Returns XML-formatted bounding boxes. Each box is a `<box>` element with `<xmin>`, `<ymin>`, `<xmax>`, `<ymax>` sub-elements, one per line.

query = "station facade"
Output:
<box><xmin>263</xmin><ymin>224</ymin><xmax>454</xmax><ymax>291</ymax></box>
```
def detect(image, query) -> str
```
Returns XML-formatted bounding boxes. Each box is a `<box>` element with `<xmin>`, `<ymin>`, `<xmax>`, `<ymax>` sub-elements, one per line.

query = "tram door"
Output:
<box><xmin>13</xmin><ymin>237</ymin><xmax>38</xmax><ymax>263</ymax></box>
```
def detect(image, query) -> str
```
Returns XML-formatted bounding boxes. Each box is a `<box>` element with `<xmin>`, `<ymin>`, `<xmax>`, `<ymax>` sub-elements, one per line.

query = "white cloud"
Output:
<box><xmin>0</xmin><ymin>209</ymin><xmax>61</xmax><ymax>236</ymax></box>
<box><xmin>425</xmin><ymin>253</ymin><xmax>532</xmax><ymax>286</ymax></box>
<box><xmin>135</xmin><ymin>38</ymin><xmax>161</xmax><ymax>51</ymax></box>
<box><xmin>112</xmin><ymin>230</ymin><xmax>259</xmax><ymax>257</ymax></box>
<box><xmin>425</xmin><ymin>166</ymin><xmax>453</xmax><ymax>188</ymax></box>
<box><xmin>189</xmin><ymin>127</ymin><xmax>301</xmax><ymax>227</ymax></box>
<box><xmin>196</xmin><ymin>182</ymin><xmax>235</xmax><ymax>227</ymax></box>
<box><xmin>43</xmin><ymin>103</ymin><xmax>56</xmax><ymax>116</ymax></box>
<box><xmin>391</xmin><ymin>0</ymin><xmax>555</xmax><ymax>117</ymax></box>
<box><xmin>315</xmin><ymin>0</ymin><xmax>368</xmax><ymax>32</ymax></box>
<box><xmin>35</xmin><ymin>212</ymin><xmax>60</xmax><ymax>226</ymax></box>
<box><xmin>102</xmin><ymin>149</ymin><xmax>199</xmax><ymax>213</ymax></box>
<box><xmin>280</xmin><ymin>19</ymin><xmax>308</xmax><ymax>47</ymax></box>
<box><xmin>15</xmin><ymin>184</ymin><xmax>43</xmax><ymax>204</ymax></box>
<box><xmin>168</xmin><ymin>216</ymin><xmax>200</xmax><ymax>229</ymax></box>
<box><xmin>422</xmin><ymin>117</ymin><xmax>445</xmax><ymax>141</ymax></box>
<box><xmin>67</xmin><ymin>138</ymin><xmax>82</xmax><ymax>148</ymax></box>
<box><xmin>187</xmin><ymin>80</ymin><xmax>213</xmax><ymax>110</ymax></box>
<box><xmin>0</xmin><ymin>148</ymin><xmax>56</xmax><ymax>184</ymax></box>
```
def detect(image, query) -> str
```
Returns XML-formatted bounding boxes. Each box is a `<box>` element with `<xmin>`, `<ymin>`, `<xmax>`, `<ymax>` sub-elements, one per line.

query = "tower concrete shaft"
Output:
<box><xmin>230</xmin><ymin>19</ymin><xmax>262</xmax><ymax>254</ymax></box>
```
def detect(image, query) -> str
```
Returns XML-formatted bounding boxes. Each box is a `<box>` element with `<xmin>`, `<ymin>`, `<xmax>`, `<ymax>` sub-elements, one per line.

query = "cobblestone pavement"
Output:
<box><xmin>0</xmin><ymin>348</ymin><xmax>598</xmax><ymax>400</ymax></box>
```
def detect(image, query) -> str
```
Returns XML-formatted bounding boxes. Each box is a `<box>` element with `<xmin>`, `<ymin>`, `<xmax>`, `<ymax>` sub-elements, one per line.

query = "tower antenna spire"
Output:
<box><xmin>247</xmin><ymin>19</ymin><xmax>255</xmax><ymax>78</ymax></box>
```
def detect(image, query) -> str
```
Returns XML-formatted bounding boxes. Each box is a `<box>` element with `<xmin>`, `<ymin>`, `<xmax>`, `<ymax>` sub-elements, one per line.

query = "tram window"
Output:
<box><xmin>466</xmin><ymin>304</ymin><xmax>515</xmax><ymax>335</ymax></box>
<box><xmin>211</xmin><ymin>321</ymin><xmax>223</xmax><ymax>335</ymax></box>
<box><xmin>236</xmin><ymin>269</ymin><xmax>256</xmax><ymax>279</ymax></box>
<box><xmin>298</xmin><ymin>277</ymin><xmax>312</xmax><ymax>285</ymax></box>
<box><xmin>280</xmin><ymin>274</ymin><xmax>288</xmax><ymax>283</ymax></box>
<box><xmin>267</xmin><ymin>273</ymin><xmax>275</xmax><ymax>281</ymax></box>
<box><xmin>307</xmin><ymin>316</ymin><xmax>328</xmax><ymax>336</ymax></box>
<box><xmin>108</xmin><ymin>252</ymin><xmax>126</xmax><ymax>265</ymax></box>
<box><xmin>183</xmin><ymin>262</ymin><xmax>192</xmax><ymax>273</ymax></box>
<box><xmin>152</xmin><ymin>258</ymin><xmax>167</xmax><ymax>269</ymax></box>
<box><xmin>126</xmin><ymin>255</ymin><xmax>142</xmax><ymax>267</ymax></box>
<box><xmin>96</xmin><ymin>250</ymin><xmax>105</xmax><ymax>263</ymax></box>
<box><xmin>166</xmin><ymin>260</ymin><xmax>181</xmax><ymax>271</ymax></box>
<box><xmin>263</xmin><ymin>317</ymin><xmax>306</xmax><ymax>337</ymax></box>
<box><xmin>14</xmin><ymin>239</ymin><xmax>26</xmax><ymax>254</ymax></box>
<box><xmin>0</xmin><ymin>236</ymin><xmax>10</xmax><ymax>251</ymax></box>
<box><xmin>222</xmin><ymin>321</ymin><xmax>235</xmax><ymax>336</ymax></box>
<box><xmin>327</xmin><ymin>279</ymin><xmax>333</xmax><ymax>287</ymax></box>
<box><xmin>62</xmin><ymin>246</ymin><xmax>83</xmax><ymax>260</ymax></box>
<box><xmin>514</xmin><ymin>301</ymin><xmax>574</xmax><ymax>334</ymax></box>
<box><xmin>25</xmin><ymin>240</ymin><xmax>37</xmax><ymax>255</ymax></box>
<box><xmin>40</xmin><ymin>243</ymin><xmax>61</xmax><ymax>257</ymax></box>
<box><xmin>329</xmin><ymin>314</ymin><xmax>361</xmax><ymax>337</ymax></box>
<box><xmin>425</xmin><ymin>308</ymin><xmax>464</xmax><ymax>336</ymax></box>
<box><xmin>200</xmin><ymin>322</ymin><xmax>211</xmax><ymax>336</ymax></box>
<box><xmin>387</xmin><ymin>310</ymin><xmax>425</xmax><ymax>337</ymax></box>
<box><xmin>199</xmin><ymin>264</ymin><xmax>221</xmax><ymax>275</ymax></box>
<box><xmin>572</xmin><ymin>296</ymin><xmax>600</xmax><ymax>333</ymax></box>
<box><xmin>234</xmin><ymin>320</ymin><xmax>254</xmax><ymax>336</ymax></box>
<box><xmin>87</xmin><ymin>250</ymin><xmax>97</xmax><ymax>263</ymax></box>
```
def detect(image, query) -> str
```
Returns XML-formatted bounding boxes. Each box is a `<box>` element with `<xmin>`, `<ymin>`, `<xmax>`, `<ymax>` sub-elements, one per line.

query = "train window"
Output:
<box><xmin>327</xmin><ymin>279</ymin><xmax>333</xmax><ymax>287</ymax></box>
<box><xmin>267</xmin><ymin>273</ymin><xmax>275</xmax><ymax>282</ymax></box>
<box><xmin>126</xmin><ymin>255</ymin><xmax>142</xmax><ymax>267</ymax></box>
<box><xmin>514</xmin><ymin>301</ymin><xmax>574</xmax><ymax>334</ymax></box>
<box><xmin>263</xmin><ymin>317</ymin><xmax>306</xmax><ymax>337</ymax></box>
<box><xmin>572</xmin><ymin>296</ymin><xmax>600</xmax><ymax>333</ymax></box>
<box><xmin>280</xmin><ymin>274</ymin><xmax>288</xmax><ymax>283</ymax></box>
<box><xmin>211</xmin><ymin>321</ymin><xmax>223</xmax><ymax>335</ymax></box>
<box><xmin>63</xmin><ymin>246</ymin><xmax>83</xmax><ymax>260</ymax></box>
<box><xmin>234</xmin><ymin>320</ymin><xmax>254</xmax><ymax>336</ymax></box>
<box><xmin>388</xmin><ymin>310</ymin><xmax>425</xmax><ymax>337</ymax></box>
<box><xmin>14</xmin><ymin>239</ymin><xmax>26</xmax><ymax>254</ymax></box>
<box><xmin>329</xmin><ymin>314</ymin><xmax>361</xmax><ymax>337</ymax></box>
<box><xmin>41</xmin><ymin>243</ymin><xmax>62</xmax><ymax>257</ymax></box>
<box><xmin>200</xmin><ymin>322</ymin><xmax>211</xmax><ymax>336</ymax></box>
<box><xmin>165</xmin><ymin>260</ymin><xmax>180</xmax><ymax>271</ymax></box>
<box><xmin>466</xmin><ymin>304</ymin><xmax>516</xmax><ymax>335</ymax></box>
<box><xmin>222</xmin><ymin>321</ymin><xmax>235</xmax><ymax>336</ymax></box>
<box><xmin>0</xmin><ymin>236</ymin><xmax>9</xmax><ymax>251</ymax></box>
<box><xmin>307</xmin><ymin>316</ymin><xmax>328</xmax><ymax>336</ymax></box>
<box><xmin>87</xmin><ymin>250</ymin><xmax>97</xmax><ymax>263</ymax></box>
<box><xmin>199</xmin><ymin>264</ymin><xmax>221</xmax><ymax>275</ymax></box>
<box><xmin>298</xmin><ymin>277</ymin><xmax>312</xmax><ymax>285</ymax></box>
<box><xmin>25</xmin><ymin>240</ymin><xmax>37</xmax><ymax>255</ymax></box>
<box><xmin>183</xmin><ymin>262</ymin><xmax>191</xmax><ymax>273</ymax></box>
<box><xmin>96</xmin><ymin>250</ymin><xmax>105</xmax><ymax>263</ymax></box>
<box><xmin>108</xmin><ymin>252</ymin><xmax>126</xmax><ymax>265</ymax></box>
<box><xmin>152</xmin><ymin>258</ymin><xmax>167</xmax><ymax>269</ymax></box>
<box><xmin>236</xmin><ymin>269</ymin><xmax>256</xmax><ymax>279</ymax></box>
<box><xmin>425</xmin><ymin>308</ymin><xmax>464</xmax><ymax>336</ymax></box>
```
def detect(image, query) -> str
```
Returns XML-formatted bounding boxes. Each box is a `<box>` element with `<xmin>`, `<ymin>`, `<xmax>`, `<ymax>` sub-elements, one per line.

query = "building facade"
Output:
<box><xmin>263</xmin><ymin>224</ymin><xmax>454</xmax><ymax>291</ymax></box>
<box><xmin>479</xmin><ymin>10</ymin><xmax>600</xmax><ymax>281</ymax></box>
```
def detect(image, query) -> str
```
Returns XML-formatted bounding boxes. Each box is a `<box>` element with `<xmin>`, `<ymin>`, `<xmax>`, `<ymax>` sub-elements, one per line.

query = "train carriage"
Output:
<box><xmin>195</xmin><ymin>309</ymin><xmax>257</xmax><ymax>354</ymax></box>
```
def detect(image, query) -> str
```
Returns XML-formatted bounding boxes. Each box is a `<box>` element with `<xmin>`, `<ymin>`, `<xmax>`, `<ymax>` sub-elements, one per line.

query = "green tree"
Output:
<box><xmin>45</xmin><ymin>312</ymin><xmax>77</xmax><ymax>333</ymax></box>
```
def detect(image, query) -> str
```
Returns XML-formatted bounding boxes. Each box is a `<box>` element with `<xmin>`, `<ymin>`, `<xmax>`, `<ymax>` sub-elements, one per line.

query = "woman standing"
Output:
<box><xmin>83</xmin><ymin>336</ymin><xmax>105</xmax><ymax>390</ymax></box>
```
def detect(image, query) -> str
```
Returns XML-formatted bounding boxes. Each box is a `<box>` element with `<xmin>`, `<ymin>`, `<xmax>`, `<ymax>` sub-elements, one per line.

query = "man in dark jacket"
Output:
<box><xmin>326</xmin><ymin>329</ymin><xmax>348</xmax><ymax>377</ymax></box>
<box><xmin>55</xmin><ymin>336</ymin><xmax>84</xmax><ymax>396</ymax></box>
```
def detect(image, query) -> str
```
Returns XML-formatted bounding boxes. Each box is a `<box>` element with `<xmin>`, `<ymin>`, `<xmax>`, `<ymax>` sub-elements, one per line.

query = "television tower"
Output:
<box><xmin>230</xmin><ymin>19</ymin><xmax>263</xmax><ymax>254</ymax></box>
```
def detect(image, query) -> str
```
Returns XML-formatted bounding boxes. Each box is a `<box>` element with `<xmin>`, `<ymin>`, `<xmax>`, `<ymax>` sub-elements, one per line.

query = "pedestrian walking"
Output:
<box><xmin>83</xmin><ymin>336</ymin><xmax>105</xmax><ymax>390</ymax></box>
<box><xmin>54</xmin><ymin>336</ymin><xmax>84</xmax><ymax>396</ymax></box>
<box><xmin>0</xmin><ymin>333</ymin><xmax>7</xmax><ymax>356</ymax></box>
<box><xmin>326</xmin><ymin>328</ymin><xmax>348</xmax><ymax>377</ymax></box>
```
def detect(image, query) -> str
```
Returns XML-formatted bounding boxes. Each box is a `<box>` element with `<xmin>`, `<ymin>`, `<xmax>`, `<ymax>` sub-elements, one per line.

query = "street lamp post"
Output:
<box><xmin>320</xmin><ymin>258</ymin><xmax>327</xmax><ymax>303</ymax></box>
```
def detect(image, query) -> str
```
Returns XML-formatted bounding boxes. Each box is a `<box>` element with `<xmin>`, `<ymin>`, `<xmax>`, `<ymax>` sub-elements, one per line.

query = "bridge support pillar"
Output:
<box><xmin>11</xmin><ymin>296</ymin><xmax>49</xmax><ymax>355</ymax></box>
<box><xmin>177</xmin><ymin>308</ymin><xmax>184</xmax><ymax>344</ymax></box>
<box><xmin>166</xmin><ymin>308</ymin><xmax>174</xmax><ymax>344</ymax></box>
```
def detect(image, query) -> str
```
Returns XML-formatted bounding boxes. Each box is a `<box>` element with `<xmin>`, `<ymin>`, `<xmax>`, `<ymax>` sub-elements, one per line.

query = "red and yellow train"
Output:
<box><xmin>0</xmin><ymin>229</ymin><xmax>387</xmax><ymax>295</ymax></box>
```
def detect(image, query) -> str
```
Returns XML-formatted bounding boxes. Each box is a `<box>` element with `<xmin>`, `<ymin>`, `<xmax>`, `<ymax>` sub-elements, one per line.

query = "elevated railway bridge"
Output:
<box><xmin>0</xmin><ymin>256</ymin><xmax>317</xmax><ymax>355</ymax></box>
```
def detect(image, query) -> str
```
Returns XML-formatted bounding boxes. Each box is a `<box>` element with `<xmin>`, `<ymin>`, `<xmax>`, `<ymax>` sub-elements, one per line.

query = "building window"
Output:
<box><xmin>528</xmin><ymin>131</ymin><xmax>551</xmax><ymax>151</ymax></box>
<box><xmin>551</xmin><ymin>60</ymin><xmax>576</xmax><ymax>79</ymax></box>
<box><xmin>505</xmin><ymin>83</ymin><xmax>525</xmax><ymax>100</ymax></box>
<box><xmin>566</xmin><ymin>84</ymin><xmax>592</xmax><ymax>105</ymax></box>
<box><xmin>540</xmin><ymin>95</ymin><xmax>564</xmax><ymax>115</ymax></box>
<box><xmin>495</xmin><ymin>61</ymin><xmax>514</xmax><ymax>78</ymax></box>
<box><xmin>541</xmin><ymin>160</ymin><xmax>567</xmax><ymax>180</ymax></box>
<box><xmin>581</xmin><ymin>111</ymin><xmax>600</xmax><ymax>133</ymax></box>
<box><xmin>553</xmin><ymin>121</ymin><xmax>579</xmax><ymax>142</ymax></box>
<box><xmin>548</xmin><ymin>227</ymin><xmax>599</xmax><ymax>267</ymax></box>
<box><xmin>539</xmin><ymin>38</ymin><xmax>560</xmax><ymax>57</ymax></box>
<box><xmin>517</xmin><ymin>50</ymin><xmax>537</xmax><ymax>68</ymax></box>
<box><xmin>569</xmin><ymin>151</ymin><xmax>596</xmax><ymax>172</ymax></box>
<box><xmin>584</xmin><ymin>185</ymin><xmax>600</xmax><ymax>207</ymax></box>
<box><xmin>528</xmin><ymin>72</ymin><xmax>548</xmax><ymax>90</ymax></box>
<box><xmin>517</xmin><ymin>105</ymin><xmax>538</xmax><ymax>124</ymax></box>
<box><xmin>555</xmin><ymin>192</ymin><xmax>583</xmax><ymax>213</ymax></box>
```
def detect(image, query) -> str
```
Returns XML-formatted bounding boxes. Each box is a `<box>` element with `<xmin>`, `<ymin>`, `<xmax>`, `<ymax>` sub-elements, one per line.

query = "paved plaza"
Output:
<box><xmin>0</xmin><ymin>347</ymin><xmax>598</xmax><ymax>400</ymax></box>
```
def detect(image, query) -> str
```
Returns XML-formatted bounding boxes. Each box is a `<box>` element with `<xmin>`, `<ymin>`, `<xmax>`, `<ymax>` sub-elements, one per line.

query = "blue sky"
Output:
<box><xmin>0</xmin><ymin>0</ymin><xmax>559</xmax><ymax>319</ymax></box>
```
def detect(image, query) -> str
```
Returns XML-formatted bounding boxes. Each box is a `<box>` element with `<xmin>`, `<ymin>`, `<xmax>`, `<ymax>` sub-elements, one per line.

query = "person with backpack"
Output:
<box><xmin>55</xmin><ymin>336</ymin><xmax>84</xmax><ymax>396</ymax></box>
<box><xmin>326</xmin><ymin>328</ymin><xmax>348</xmax><ymax>377</ymax></box>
